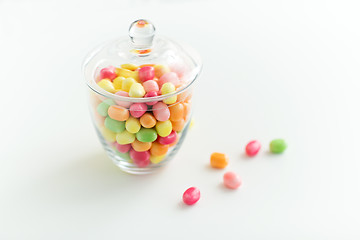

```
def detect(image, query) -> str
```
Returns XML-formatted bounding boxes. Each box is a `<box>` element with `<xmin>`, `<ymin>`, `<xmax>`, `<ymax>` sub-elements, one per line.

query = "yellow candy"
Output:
<box><xmin>116</xmin><ymin>68</ymin><xmax>139</xmax><ymax>81</ymax></box>
<box><xmin>190</xmin><ymin>119</ymin><xmax>195</xmax><ymax>129</ymax></box>
<box><xmin>125</xmin><ymin>117</ymin><xmax>141</xmax><ymax>133</ymax></box>
<box><xmin>129</xmin><ymin>83</ymin><xmax>146</xmax><ymax>98</ymax></box>
<box><xmin>116</xmin><ymin>130</ymin><xmax>135</xmax><ymax>144</ymax></box>
<box><xmin>150</xmin><ymin>154</ymin><xmax>166</xmax><ymax>164</ymax></box>
<box><xmin>97</xmin><ymin>79</ymin><xmax>116</xmax><ymax>93</ymax></box>
<box><xmin>121</xmin><ymin>77</ymin><xmax>136</xmax><ymax>92</ymax></box>
<box><xmin>154</xmin><ymin>64</ymin><xmax>170</xmax><ymax>78</ymax></box>
<box><xmin>121</xmin><ymin>64</ymin><xmax>138</xmax><ymax>71</ymax></box>
<box><xmin>161</xmin><ymin>82</ymin><xmax>177</xmax><ymax>104</ymax></box>
<box><xmin>156</xmin><ymin>120</ymin><xmax>172</xmax><ymax>137</ymax></box>
<box><xmin>113</xmin><ymin>76</ymin><xmax>125</xmax><ymax>89</ymax></box>
<box><xmin>100</xmin><ymin>126</ymin><xmax>116</xmax><ymax>142</ymax></box>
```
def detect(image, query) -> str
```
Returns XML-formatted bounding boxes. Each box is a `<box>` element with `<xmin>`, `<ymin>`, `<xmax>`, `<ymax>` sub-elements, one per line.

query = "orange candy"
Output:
<box><xmin>108</xmin><ymin>105</ymin><xmax>129</xmax><ymax>121</ymax></box>
<box><xmin>169</xmin><ymin>103</ymin><xmax>184</xmax><ymax>121</ymax></box>
<box><xmin>140</xmin><ymin>113</ymin><xmax>157</xmax><ymax>128</ymax></box>
<box><xmin>131</xmin><ymin>139</ymin><xmax>152</xmax><ymax>152</ymax></box>
<box><xmin>139</xmin><ymin>64</ymin><xmax>155</xmax><ymax>68</ymax></box>
<box><xmin>210</xmin><ymin>152</ymin><xmax>229</xmax><ymax>169</ymax></box>
<box><xmin>171</xmin><ymin>119</ymin><xmax>185</xmax><ymax>132</ymax></box>
<box><xmin>183</xmin><ymin>102</ymin><xmax>191</xmax><ymax>120</ymax></box>
<box><xmin>150</xmin><ymin>142</ymin><xmax>169</xmax><ymax>156</ymax></box>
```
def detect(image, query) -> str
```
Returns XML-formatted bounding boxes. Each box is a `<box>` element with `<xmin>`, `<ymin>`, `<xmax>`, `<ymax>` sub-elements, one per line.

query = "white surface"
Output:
<box><xmin>1</xmin><ymin>0</ymin><xmax>360</xmax><ymax>239</ymax></box>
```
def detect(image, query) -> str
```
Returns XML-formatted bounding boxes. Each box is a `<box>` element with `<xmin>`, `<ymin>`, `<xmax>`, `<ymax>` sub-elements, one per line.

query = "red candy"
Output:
<box><xmin>130</xmin><ymin>149</ymin><xmax>150</xmax><ymax>167</ymax></box>
<box><xmin>130</xmin><ymin>103</ymin><xmax>148</xmax><ymax>118</ymax></box>
<box><xmin>99</xmin><ymin>66</ymin><xmax>117</xmax><ymax>81</ymax></box>
<box><xmin>245</xmin><ymin>140</ymin><xmax>261</xmax><ymax>157</ymax></box>
<box><xmin>144</xmin><ymin>91</ymin><xmax>158</xmax><ymax>106</ymax></box>
<box><xmin>157</xmin><ymin>130</ymin><xmax>177</xmax><ymax>145</ymax></box>
<box><xmin>115</xmin><ymin>143</ymin><xmax>131</xmax><ymax>153</ymax></box>
<box><xmin>138</xmin><ymin>66</ymin><xmax>155</xmax><ymax>82</ymax></box>
<box><xmin>183</xmin><ymin>187</ymin><xmax>200</xmax><ymax>205</ymax></box>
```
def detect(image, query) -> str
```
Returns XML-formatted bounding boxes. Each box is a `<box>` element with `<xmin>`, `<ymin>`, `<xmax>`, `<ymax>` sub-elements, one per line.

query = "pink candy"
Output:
<box><xmin>143</xmin><ymin>80</ymin><xmax>159</xmax><ymax>93</ymax></box>
<box><xmin>138</xmin><ymin>66</ymin><xmax>155</xmax><ymax>82</ymax></box>
<box><xmin>158</xmin><ymin>72</ymin><xmax>180</xmax><ymax>88</ymax></box>
<box><xmin>99</xmin><ymin>66</ymin><xmax>117</xmax><ymax>81</ymax></box>
<box><xmin>158</xmin><ymin>131</ymin><xmax>177</xmax><ymax>145</ymax></box>
<box><xmin>183</xmin><ymin>187</ymin><xmax>200</xmax><ymax>205</ymax></box>
<box><xmin>115</xmin><ymin>91</ymin><xmax>132</xmax><ymax>108</ymax></box>
<box><xmin>130</xmin><ymin>149</ymin><xmax>150</xmax><ymax>167</ymax></box>
<box><xmin>245</xmin><ymin>140</ymin><xmax>261</xmax><ymax>157</ymax></box>
<box><xmin>115</xmin><ymin>143</ymin><xmax>131</xmax><ymax>153</ymax></box>
<box><xmin>223</xmin><ymin>172</ymin><xmax>242</xmax><ymax>189</ymax></box>
<box><xmin>152</xmin><ymin>102</ymin><xmax>170</xmax><ymax>121</ymax></box>
<box><xmin>144</xmin><ymin>91</ymin><xmax>158</xmax><ymax>106</ymax></box>
<box><xmin>130</xmin><ymin>103</ymin><xmax>147</xmax><ymax>118</ymax></box>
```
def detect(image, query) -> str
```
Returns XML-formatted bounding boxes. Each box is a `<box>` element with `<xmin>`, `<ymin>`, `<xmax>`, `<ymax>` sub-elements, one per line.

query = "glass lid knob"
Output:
<box><xmin>129</xmin><ymin>19</ymin><xmax>155</xmax><ymax>55</ymax></box>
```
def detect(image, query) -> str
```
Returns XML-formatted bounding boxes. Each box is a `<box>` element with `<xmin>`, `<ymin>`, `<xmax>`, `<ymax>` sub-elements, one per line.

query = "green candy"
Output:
<box><xmin>136</xmin><ymin>128</ymin><xmax>157</xmax><ymax>143</ymax></box>
<box><xmin>269</xmin><ymin>139</ymin><xmax>287</xmax><ymax>154</ymax></box>
<box><xmin>96</xmin><ymin>99</ymin><xmax>116</xmax><ymax>117</ymax></box>
<box><xmin>104</xmin><ymin>117</ymin><xmax>125</xmax><ymax>133</ymax></box>
<box><xmin>115</xmin><ymin>151</ymin><xmax>131</xmax><ymax>161</ymax></box>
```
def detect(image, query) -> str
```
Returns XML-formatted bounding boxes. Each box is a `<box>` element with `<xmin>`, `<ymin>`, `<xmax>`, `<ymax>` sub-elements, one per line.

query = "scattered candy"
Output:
<box><xmin>183</xmin><ymin>187</ymin><xmax>200</xmax><ymax>205</ymax></box>
<box><xmin>270</xmin><ymin>139</ymin><xmax>287</xmax><ymax>153</ymax></box>
<box><xmin>245</xmin><ymin>140</ymin><xmax>261</xmax><ymax>157</ymax></box>
<box><xmin>210</xmin><ymin>152</ymin><xmax>229</xmax><ymax>169</ymax></box>
<box><xmin>223</xmin><ymin>172</ymin><xmax>242</xmax><ymax>189</ymax></box>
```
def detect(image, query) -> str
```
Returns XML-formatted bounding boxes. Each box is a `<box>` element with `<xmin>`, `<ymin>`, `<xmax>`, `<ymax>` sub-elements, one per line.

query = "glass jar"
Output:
<box><xmin>83</xmin><ymin>19</ymin><xmax>202</xmax><ymax>174</ymax></box>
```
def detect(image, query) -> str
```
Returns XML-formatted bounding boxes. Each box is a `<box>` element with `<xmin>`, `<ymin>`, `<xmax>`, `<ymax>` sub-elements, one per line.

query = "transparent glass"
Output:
<box><xmin>82</xmin><ymin>20</ymin><xmax>201</xmax><ymax>174</ymax></box>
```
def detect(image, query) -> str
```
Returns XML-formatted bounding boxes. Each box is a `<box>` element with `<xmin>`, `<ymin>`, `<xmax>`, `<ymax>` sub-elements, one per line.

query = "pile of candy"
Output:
<box><xmin>92</xmin><ymin>63</ymin><xmax>192</xmax><ymax>168</ymax></box>
<box><xmin>182</xmin><ymin>139</ymin><xmax>287</xmax><ymax>205</ymax></box>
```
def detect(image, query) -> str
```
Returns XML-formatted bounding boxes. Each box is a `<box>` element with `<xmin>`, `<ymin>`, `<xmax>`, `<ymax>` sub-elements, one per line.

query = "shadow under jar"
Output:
<box><xmin>83</xmin><ymin>19</ymin><xmax>202</xmax><ymax>174</ymax></box>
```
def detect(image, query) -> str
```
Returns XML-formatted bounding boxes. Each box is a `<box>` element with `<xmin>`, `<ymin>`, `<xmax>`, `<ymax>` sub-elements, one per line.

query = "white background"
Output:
<box><xmin>1</xmin><ymin>0</ymin><xmax>360</xmax><ymax>239</ymax></box>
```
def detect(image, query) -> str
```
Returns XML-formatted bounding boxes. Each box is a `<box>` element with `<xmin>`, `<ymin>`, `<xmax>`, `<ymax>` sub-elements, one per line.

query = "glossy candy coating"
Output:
<box><xmin>223</xmin><ymin>172</ymin><xmax>242</xmax><ymax>189</ymax></box>
<box><xmin>270</xmin><ymin>139</ymin><xmax>287</xmax><ymax>153</ymax></box>
<box><xmin>143</xmin><ymin>80</ymin><xmax>159</xmax><ymax>93</ymax></box>
<box><xmin>129</xmin><ymin>83</ymin><xmax>146</xmax><ymax>98</ymax></box>
<box><xmin>169</xmin><ymin>103</ymin><xmax>184</xmax><ymax>121</ymax></box>
<box><xmin>136</xmin><ymin>128</ymin><xmax>158</xmax><ymax>143</ymax></box>
<box><xmin>108</xmin><ymin>105</ymin><xmax>129</xmax><ymax>121</ymax></box>
<box><xmin>116</xmin><ymin>130</ymin><xmax>136</xmax><ymax>144</ymax></box>
<box><xmin>245</xmin><ymin>140</ymin><xmax>261</xmax><ymax>157</ymax></box>
<box><xmin>115</xmin><ymin>143</ymin><xmax>131</xmax><ymax>153</ymax></box>
<box><xmin>99</xmin><ymin>66</ymin><xmax>117</xmax><ymax>81</ymax></box>
<box><xmin>156</xmin><ymin>120</ymin><xmax>172</xmax><ymax>137</ymax></box>
<box><xmin>150</xmin><ymin>154</ymin><xmax>166</xmax><ymax>164</ymax></box>
<box><xmin>150</xmin><ymin>142</ymin><xmax>169</xmax><ymax>156</ymax></box>
<box><xmin>158</xmin><ymin>72</ymin><xmax>179</xmax><ymax>88</ymax></box>
<box><xmin>144</xmin><ymin>91</ymin><xmax>158</xmax><ymax>106</ymax></box>
<box><xmin>138</xmin><ymin>66</ymin><xmax>155</xmax><ymax>82</ymax></box>
<box><xmin>152</xmin><ymin>102</ymin><xmax>170</xmax><ymax>121</ymax></box>
<box><xmin>140</xmin><ymin>113</ymin><xmax>157</xmax><ymax>128</ymax></box>
<box><xmin>131</xmin><ymin>139</ymin><xmax>152</xmax><ymax>152</ymax></box>
<box><xmin>121</xmin><ymin>77</ymin><xmax>136</xmax><ymax>92</ymax></box>
<box><xmin>157</xmin><ymin>130</ymin><xmax>177</xmax><ymax>145</ymax></box>
<box><xmin>125</xmin><ymin>117</ymin><xmax>141</xmax><ymax>133</ymax></box>
<box><xmin>130</xmin><ymin>103</ymin><xmax>147</xmax><ymax>118</ymax></box>
<box><xmin>97</xmin><ymin>99</ymin><xmax>115</xmax><ymax>117</ymax></box>
<box><xmin>210</xmin><ymin>152</ymin><xmax>229</xmax><ymax>169</ymax></box>
<box><xmin>183</xmin><ymin>187</ymin><xmax>200</xmax><ymax>205</ymax></box>
<box><xmin>130</xmin><ymin>149</ymin><xmax>150</xmax><ymax>167</ymax></box>
<box><xmin>104</xmin><ymin>117</ymin><xmax>125</xmax><ymax>133</ymax></box>
<box><xmin>114</xmin><ymin>91</ymin><xmax>132</xmax><ymax>108</ymax></box>
<box><xmin>97</xmin><ymin>79</ymin><xmax>116</xmax><ymax>93</ymax></box>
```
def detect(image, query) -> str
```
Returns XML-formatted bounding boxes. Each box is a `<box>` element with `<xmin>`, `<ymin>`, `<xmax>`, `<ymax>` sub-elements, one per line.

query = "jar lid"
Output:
<box><xmin>83</xmin><ymin>19</ymin><xmax>202</xmax><ymax>103</ymax></box>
